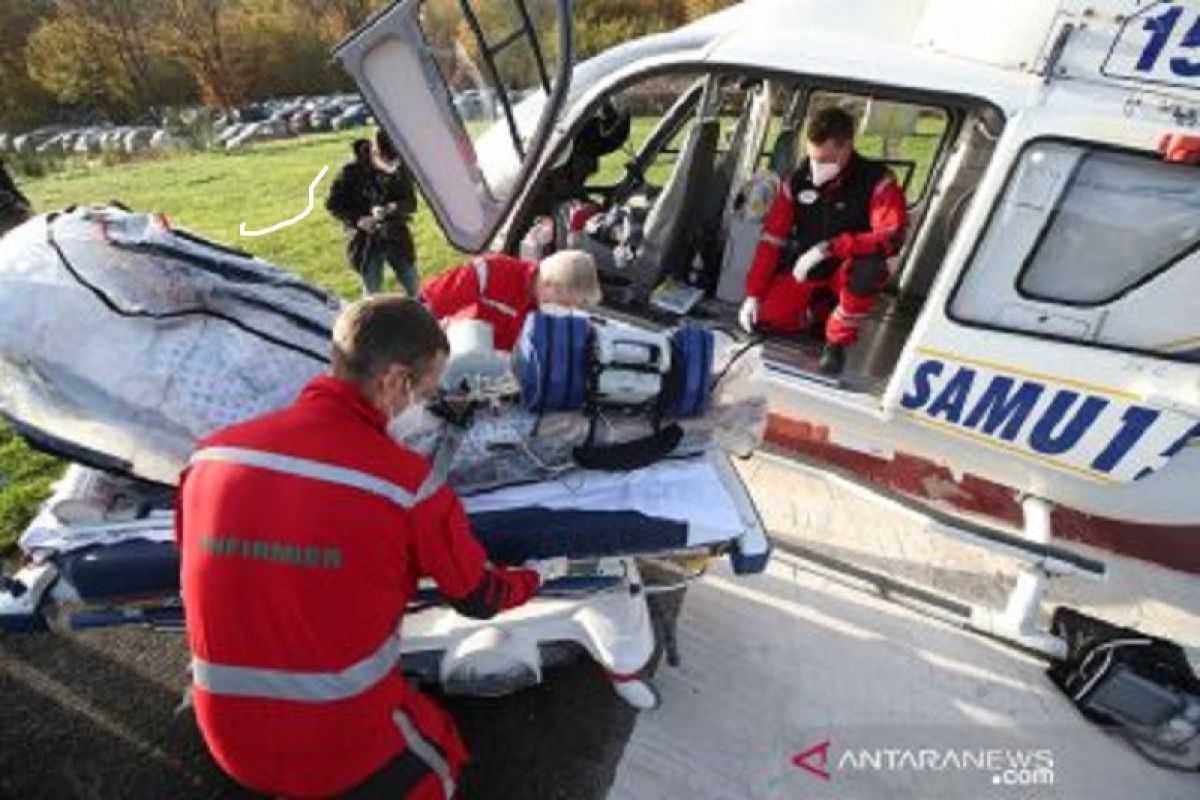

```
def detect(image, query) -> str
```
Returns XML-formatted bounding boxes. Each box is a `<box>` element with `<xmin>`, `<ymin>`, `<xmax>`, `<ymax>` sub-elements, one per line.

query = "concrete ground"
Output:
<box><xmin>608</xmin><ymin>454</ymin><xmax>1199</xmax><ymax>799</ymax></box>
<box><xmin>1</xmin><ymin>451</ymin><xmax>1197</xmax><ymax>798</ymax></box>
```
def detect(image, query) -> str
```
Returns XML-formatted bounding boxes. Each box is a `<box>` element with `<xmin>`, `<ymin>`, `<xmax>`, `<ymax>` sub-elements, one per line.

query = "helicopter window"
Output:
<box><xmin>779</xmin><ymin>92</ymin><xmax>950</xmax><ymax>206</ymax></box>
<box><xmin>1015</xmin><ymin>145</ymin><xmax>1200</xmax><ymax>307</ymax></box>
<box><xmin>587</xmin><ymin>74</ymin><xmax>715</xmax><ymax>198</ymax></box>
<box><xmin>417</xmin><ymin>0</ymin><xmax>564</xmax><ymax>196</ymax></box>
<box><xmin>951</xmin><ymin>139</ymin><xmax>1200</xmax><ymax>362</ymax></box>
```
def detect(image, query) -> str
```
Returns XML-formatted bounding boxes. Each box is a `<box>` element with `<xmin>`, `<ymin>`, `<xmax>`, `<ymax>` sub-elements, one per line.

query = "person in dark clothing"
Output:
<box><xmin>326</xmin><ymin>131</ymin><xmax>420</xmax><ymax>296</ymax></box>
<box><xmin>0</xmin><ymin>159</ymin><xmax>32</xmax><ymax>237</ymax></box>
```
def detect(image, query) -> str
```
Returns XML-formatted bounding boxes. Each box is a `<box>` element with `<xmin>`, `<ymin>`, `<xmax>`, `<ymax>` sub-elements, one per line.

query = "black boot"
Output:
<box><xmin>818</xmin><ymin>343</ymin><xmax>845</xmax><ymax>376</ymax></box>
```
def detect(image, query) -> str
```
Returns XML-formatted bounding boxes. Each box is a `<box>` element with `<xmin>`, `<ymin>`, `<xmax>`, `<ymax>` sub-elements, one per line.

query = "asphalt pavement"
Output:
<box><xmin>0</xmin><ymin>591</ymin><xmax>682</xmax><ymax>799</ymax></box>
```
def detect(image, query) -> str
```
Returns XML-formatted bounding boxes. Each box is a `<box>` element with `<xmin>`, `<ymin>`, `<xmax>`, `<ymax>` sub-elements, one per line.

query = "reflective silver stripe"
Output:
<box><xmin>470</xmin><ymin>256</ymin><xmax>518</xmax><ymax>318</ymax></box>
<box><xmin>472</xmin><ymin>256</ymin><xmax>489</xmax><ymax>294</ymax></box>
<box><xmin>394</xmin><ymin>708</ymin><xmax>456</xmax><ymax>799</ymax></box>
<box><xmin>761</xmin><ymin>233</ymin><xmax>787</xmax><ymax>248</ymax></box>
<box><xmin>479</xmin><ymin>296</ymin><xmax>519</xmax><ymax>318</ymax></box>
<box><xmin>417</xmin><ymin>472</ymin><xmax>446</xmax><ymax>503</ymax></box>
<box><xmin>421</xmin><ymin>440</ymin><xmax>456</xmax><ymax>503</ymax></box>
<box><xmin>191</xmin><ymin>446</ymin><xmax>423</xmax><ymax>508</ymax></box>
<box><xmin>193</xmin><ymin>635</ymin><xmax>403</xmax><ymax>702</ymax></box>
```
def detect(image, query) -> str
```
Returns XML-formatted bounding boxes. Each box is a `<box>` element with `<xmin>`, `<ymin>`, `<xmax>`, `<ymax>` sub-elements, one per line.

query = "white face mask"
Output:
<box><xmin>387</xmin><ymin>401</ymin><xmax>427</xmax><ymax>443</ymax></box>
<box><xmin>811</xmin><ymin>160</ymin><xmax>842</xmax><ymax>187</ymax></box>
<box><xmin>385</xmin><ymin>378</ymin><xmax>428</xmax><ymax>443</ymax></box>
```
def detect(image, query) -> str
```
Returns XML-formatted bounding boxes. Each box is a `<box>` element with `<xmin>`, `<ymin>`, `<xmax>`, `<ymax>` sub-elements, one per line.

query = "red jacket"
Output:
<box><xmin>421</xmin><ymin>254</ymin><xmax>537</xmax><ymax>351</ymax></box>
<box><xmin>177</xmin><ymin>375</ymin><xmax>538</xmax><ymax>798</ymax></box>
<box><xmin>746</xmin><ymin>156</ymin><xmax>908</xmax><ymax>299</ymax></box>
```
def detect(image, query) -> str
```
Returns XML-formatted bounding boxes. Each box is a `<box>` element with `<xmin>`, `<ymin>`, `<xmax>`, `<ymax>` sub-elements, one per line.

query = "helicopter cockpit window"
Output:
<box><xmin>951</xmin><ymin>140</ymin><xmax>1200</xmax><ymax>362</ymax></box>
<box><xmin>588</xmin><ymin>75</ymin><xmax>707</xmax><ymax>197</ymax></box>
<box><xmin>1016</xmin><ymin>146</ymin><xmax>1200</xmax><ymax>306</ymax></box>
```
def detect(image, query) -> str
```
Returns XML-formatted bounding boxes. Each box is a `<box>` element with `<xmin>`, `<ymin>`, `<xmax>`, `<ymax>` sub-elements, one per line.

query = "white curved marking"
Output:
<box><xmin>239</xmin><ymin>165</ymin><xmax>330</xmax><ymax>237</ymax></box>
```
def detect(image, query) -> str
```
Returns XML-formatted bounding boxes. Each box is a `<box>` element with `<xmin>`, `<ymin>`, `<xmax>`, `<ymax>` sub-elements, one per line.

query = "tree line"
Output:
<box><xmin>0</xmin><ymin>0</ymin><xmax>736</xmax><ymax>131</ymax></box>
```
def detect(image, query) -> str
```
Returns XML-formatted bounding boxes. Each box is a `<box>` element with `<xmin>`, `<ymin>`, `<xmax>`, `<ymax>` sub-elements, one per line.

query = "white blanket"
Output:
<box><xmin>21</xmin><ymin>454</ymin><xmax>766</xmax><ymax>562</ymax></box>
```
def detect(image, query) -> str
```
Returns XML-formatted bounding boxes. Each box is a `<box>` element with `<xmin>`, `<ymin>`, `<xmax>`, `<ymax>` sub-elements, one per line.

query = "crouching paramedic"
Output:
<box><xmin>177</xmin><ymin>297</ymin><xmax>553</xmax><ymax>798</ymax></box>
<box><xmin>421</xmin><ymin>249</ymin><xmax>602</xmax><ymax>351</ymax></box>
<box><xmin>738</xmin><ymin>107</ymin><xmax>908</xmax><ymax>375</ymax></box>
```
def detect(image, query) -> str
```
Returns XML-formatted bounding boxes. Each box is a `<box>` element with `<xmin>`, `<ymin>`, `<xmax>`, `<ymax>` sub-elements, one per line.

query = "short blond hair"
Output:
<box><xmin>537</xmin><ymin>249</ymin><xmax>602</xmax><ymax>307</ymax></box>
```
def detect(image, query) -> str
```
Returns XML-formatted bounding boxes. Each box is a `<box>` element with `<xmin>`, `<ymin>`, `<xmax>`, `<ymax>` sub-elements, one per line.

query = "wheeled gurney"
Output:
<box><xmin>2</xmin><ymin>453</ymin><xmax>768</xmax><ymax>708</ymax></box>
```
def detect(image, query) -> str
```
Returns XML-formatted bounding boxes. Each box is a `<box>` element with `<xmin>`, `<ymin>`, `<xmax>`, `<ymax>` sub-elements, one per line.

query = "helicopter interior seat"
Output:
<box><xmin>664</xmin><ymin>85</ymin><xmax>769</xmax><ymax>296</ymax></box>
<box><xmin>622</xmin><ymin>113</ymin><xmax>722</xmax><ymax>297</ymax></box>
<box><xmin>713</xmin><ymin>120</ymin><xmax>802</xmax><ymax>304</ymax></box>
<box><xmin>767</xmin><ymin>123</ymin><xmax>801</xmax><ymax>177</ymax></box>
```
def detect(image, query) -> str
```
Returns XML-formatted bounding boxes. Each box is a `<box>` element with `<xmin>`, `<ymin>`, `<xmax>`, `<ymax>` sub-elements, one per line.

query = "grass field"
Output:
<box><xmin>0</xmin><ymin>115</ymin><xmax>947</xmax><ymax>552</ymax></box>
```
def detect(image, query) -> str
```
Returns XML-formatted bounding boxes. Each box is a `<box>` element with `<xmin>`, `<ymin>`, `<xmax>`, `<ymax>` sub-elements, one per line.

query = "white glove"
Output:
<box><xmin>792</xmin><ymin>241</ymin><xmax>830</xmax><ymax>282</ymax></box>
<box><xmin>525</xmin><ymin>557</ymin><xmax>569</xmax><ymax>585</ymax></box>
<box><xmin>738</xmin><ymin>297</ymin><xmax>759</xmax><ymax>333</ymax></box>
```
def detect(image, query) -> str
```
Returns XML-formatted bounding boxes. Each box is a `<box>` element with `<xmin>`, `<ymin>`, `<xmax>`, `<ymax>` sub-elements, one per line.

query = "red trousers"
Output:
<box><xmin>756</xmin><ymin>255</ymin><xmax>889</xmax><ymax>345</ymax></box>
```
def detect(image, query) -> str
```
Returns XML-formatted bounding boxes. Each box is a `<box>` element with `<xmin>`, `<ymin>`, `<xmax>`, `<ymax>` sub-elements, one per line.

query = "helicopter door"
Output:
<box><xmin>334</xmin><ymin>0</ymin><xmax>574</xmax><ymax>252</ymax></box>
<box><xmin>882</xmin><ymin>112</ymin><xmax>1200</xmax><ymax>485</ymax></box>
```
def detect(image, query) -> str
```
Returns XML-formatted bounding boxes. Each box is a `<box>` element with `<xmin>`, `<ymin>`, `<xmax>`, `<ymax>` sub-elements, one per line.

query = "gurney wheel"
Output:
<box><xmin>612</xmin><ymin>676</ymin><xmax>661</xmax><ymax>711</ymax></box>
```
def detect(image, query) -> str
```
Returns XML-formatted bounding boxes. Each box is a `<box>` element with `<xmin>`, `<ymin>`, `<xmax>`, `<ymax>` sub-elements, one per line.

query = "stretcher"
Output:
<box><xmin>1</xmin><ymin>452</ymin><xmax>769</xmax><ymax>708</ymax></box>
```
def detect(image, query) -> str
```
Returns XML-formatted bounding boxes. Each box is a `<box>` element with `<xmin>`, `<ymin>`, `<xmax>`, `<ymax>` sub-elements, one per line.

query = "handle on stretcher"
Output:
<box><xmin>571</xmin><ymin>424</ymin><xmax>684</xmax><ymax>471</ymax></box>
<box><xmin>406</xmin><ymin>575</ymin><xmax>625</xmax><ymax>614</ymax></box>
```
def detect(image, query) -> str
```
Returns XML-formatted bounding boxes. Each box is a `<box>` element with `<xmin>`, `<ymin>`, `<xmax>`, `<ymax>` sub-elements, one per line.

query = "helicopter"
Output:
<box><xmin>334</xmin><ymin>0</ymin><xmax>1200</xmax><ymax>653</ymax></box>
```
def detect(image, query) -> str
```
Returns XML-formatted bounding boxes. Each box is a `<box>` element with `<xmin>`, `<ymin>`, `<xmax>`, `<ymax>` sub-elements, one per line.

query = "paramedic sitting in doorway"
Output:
<box><xmin>738</xmin><ymin>106</ymin><xmax>908</xmax><ymax>375</ymax></box>
<box><xmin>177</xmin><ymin>297</ymin><xmax>562</xmax><ymax>798</ymax></box>
<box><xmin>422</xmin><ymin>249</ymin><xmax>602</xmax><ymax>351</ymax></box>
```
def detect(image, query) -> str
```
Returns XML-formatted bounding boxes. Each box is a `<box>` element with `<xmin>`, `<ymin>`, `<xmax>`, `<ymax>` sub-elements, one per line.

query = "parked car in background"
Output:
<box><xmin>332</xmin><ymin>103</ymin><xmax>371</xmax><ymax>130</ymax></box>
<box><xmin>225</xmin><ymin>119</ymin><xmax>291</xmax><ymax>150</ymax></box>
<box><xmin>123</xmin><ymin>128</ymin><xmax>154</xmax><ymax>155</ymax></box>
<box><xmin>2</xmin><ymin>93</ymin><xmax>373</xmax><ymax>163</ymax></box>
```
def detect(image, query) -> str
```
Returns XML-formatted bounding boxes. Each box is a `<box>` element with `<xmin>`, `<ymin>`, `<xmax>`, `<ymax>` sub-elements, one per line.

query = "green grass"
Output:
<box><xmin>0</xmin><ymin>425</ymin><xmax>62</xmax><ymax>549</ymax></box>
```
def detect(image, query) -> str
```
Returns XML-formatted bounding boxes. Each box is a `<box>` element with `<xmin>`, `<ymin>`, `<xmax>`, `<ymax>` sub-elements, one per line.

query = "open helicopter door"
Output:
<box><xmin>334</xmin><ymin>0</ymin><xmax>574</xmax><ymax>252</ymax></box>
<box><xmin>882</xmin><ymin>109</ymin><xmax>1200</xmax><ymax>492</ymax></box>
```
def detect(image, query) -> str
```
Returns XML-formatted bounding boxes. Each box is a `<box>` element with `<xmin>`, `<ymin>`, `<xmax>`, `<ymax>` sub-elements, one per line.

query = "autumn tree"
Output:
<box><xmin>5</xmin><ymin>0</ymin><xmax>742</xmax><ymax>129</ymax></box>
<box><xmin>164</xmin><ymin>0</ymin><xmax>245</xmax><ymax>108</ymax></box>
<box><xmin>0</xmin><ymin>1</ymin><xmax>57</xmax><ymax>129</ymax></box>
<box><xmin>28</xmin><ymin>1</ymin><xmax>194</xmax><ymax>122</ymax></box>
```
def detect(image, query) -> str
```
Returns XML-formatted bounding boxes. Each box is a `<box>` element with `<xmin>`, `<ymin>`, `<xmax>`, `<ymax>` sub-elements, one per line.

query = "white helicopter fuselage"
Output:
<box><xmin>339</xmin><ymin>0</ymin><xmax>1200</xmax><ymax>570</ymax></box>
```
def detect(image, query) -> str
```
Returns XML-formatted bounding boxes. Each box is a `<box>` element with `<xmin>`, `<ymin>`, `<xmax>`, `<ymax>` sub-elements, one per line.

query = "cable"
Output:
<box><xmin>515</xmin><ymin>435</ymin><xmax>575</xmax><ymax>476</ymax></box>
<box><xmin>708</xmin><ymin>336</ymin><xmax>762</xmax><ymax>397</ymax></box>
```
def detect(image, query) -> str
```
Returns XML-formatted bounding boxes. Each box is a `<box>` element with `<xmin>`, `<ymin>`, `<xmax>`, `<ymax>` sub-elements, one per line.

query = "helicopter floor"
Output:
<box><xmin>602</xmin><ymin>292</ymin><xmax>918</xmax><ymax>397</ymax></box>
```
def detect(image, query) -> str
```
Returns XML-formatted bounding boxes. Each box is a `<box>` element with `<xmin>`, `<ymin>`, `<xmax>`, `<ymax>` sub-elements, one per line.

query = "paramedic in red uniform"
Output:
<box><xmin>421</xmin><ymin>249</ymin><xmax>602</xmax><ymax>351</ymax></box>
<box><xmin>738</xmin><ymin>107</ymin><xmax>908</xmax><ymax>375</ymax></box>
<box><xmin>177</xmin><ymin>297</ymin><xmax>560</xmax><ymax>798</ymax></box>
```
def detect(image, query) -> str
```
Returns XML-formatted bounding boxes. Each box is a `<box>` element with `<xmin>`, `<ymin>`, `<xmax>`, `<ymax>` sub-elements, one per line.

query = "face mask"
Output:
<box><xmin>386</xmin><ymin>378</ymin><xmax>428</xmax><ymax>443</ymax></box>
<box><xmin>387</xmin><ymin>403</ymin><xmax>427</xmax><ymax>443</ymax></box>
<box><xmin>811</xmin><ymin>160</ymin><xmax>841</xmax><ymax>187</ymax></box>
